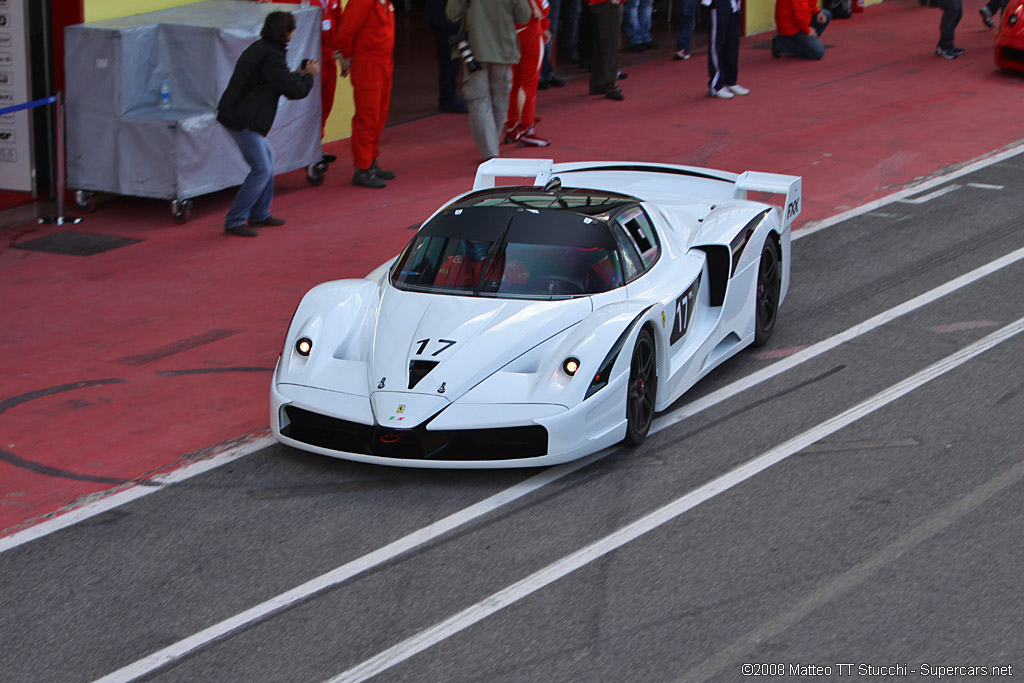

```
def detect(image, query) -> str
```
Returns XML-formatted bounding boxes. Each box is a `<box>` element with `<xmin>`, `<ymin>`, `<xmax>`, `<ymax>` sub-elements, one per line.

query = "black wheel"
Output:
<box><xmin>75</xmin><ymin>191</ymin><xmax>94</xmax><ymax>212</ymax></box>
<box><xmin>306</xmin><ymin>163</ymin><xmax>325</xmax><ymax>186</ymax></box>
<box><xmin>171</xmin><ymin>199</ymin><xmax>192</xmax><ymax>224</ymax></box>
<box><xmin>753</xmin><ymin>237</ymin><xmax>781</xmax><ymax>347</ymax></box>
<box><xmin>623</xmin><ymin>327</ymin><xmax>657</xmax><ymax>446</ymax></box>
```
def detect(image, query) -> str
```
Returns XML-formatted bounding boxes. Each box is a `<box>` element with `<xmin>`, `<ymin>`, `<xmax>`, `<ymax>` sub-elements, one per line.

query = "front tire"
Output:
<box><xmin>623</xmin><ymin>327</ymin><xmax>657</xmax><ymax>446</ymax></box>
<box><xmin>753</xmin><ymin>237</ymin><xmax>781</xmax><ymax>347</ymax></box>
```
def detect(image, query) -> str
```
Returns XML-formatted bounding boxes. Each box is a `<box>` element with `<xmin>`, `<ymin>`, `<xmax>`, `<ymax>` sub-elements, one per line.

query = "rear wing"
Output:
<box><xmin>734</xmin><ymin>171</ymin><xmax>802</xmax><ymax>231</ymax></box>
<box><xmin>472</xmin><ymin>158</ymin><xmax>554</xmax><ymax>190</ymax></box>
<box><xmin>471</xmin><ymin>159</ymin><xmax>802</xmax><ymax>230</ymax></box>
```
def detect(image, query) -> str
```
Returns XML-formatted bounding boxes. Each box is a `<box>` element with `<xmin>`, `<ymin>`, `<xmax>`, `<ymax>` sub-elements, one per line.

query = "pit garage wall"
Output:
<box><xmin>80</xmin><ymin>0</ymin><xmax>354</xmax><ymax>142</ymax></box>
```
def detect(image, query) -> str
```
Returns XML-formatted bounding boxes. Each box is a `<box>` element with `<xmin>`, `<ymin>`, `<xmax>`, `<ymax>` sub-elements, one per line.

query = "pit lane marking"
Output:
<box><xmin>325</xmin><ymin>317</ymin><xmax>1024</xmax><ymax>683</ymax></box>
<box><xmin>88</xmin><ymin>250</ymin><xmax>1024</xmax><ymax>683</ymax></box>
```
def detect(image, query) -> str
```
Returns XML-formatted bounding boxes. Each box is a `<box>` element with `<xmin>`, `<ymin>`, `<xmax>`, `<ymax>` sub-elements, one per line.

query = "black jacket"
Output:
<box><xmin>217</xmin><ymin>38</ymin><xmax>314</xmax><ymax>137</ymax></box>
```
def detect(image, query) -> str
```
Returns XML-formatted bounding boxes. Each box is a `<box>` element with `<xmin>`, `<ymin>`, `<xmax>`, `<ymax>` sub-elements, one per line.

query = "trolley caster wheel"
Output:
<box><xmin>306</xmin><ymin>162</ymin><xmax>327</xmax><ymax>186</ymax></box>
<box><xmin>75</xmin><ymin>191</ymin><xmax>95</xmax><ymax>213</ymax></box>
<box><xmin>171</xmin><ymin>199</ymin><xmax>193</xmax><ymax>223</ymax></box>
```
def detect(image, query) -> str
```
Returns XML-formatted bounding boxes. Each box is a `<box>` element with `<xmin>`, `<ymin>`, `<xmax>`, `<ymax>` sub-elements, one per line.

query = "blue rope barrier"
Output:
<box><xmin>0</xmin><ymin>95</ymin><xmax>58</xmax><ymax>116</ymax></box>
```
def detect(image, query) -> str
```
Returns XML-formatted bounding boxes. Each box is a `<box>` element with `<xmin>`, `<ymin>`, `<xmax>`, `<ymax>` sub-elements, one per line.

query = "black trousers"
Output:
<box><xmin>938</xmin><ymin>0</ymin><xmax>962</xmax><ymax>49</ymax></box>
<box><xmin>589</xmin><ymin>1</ymin><xmax>622</xmax><ymax>94</ymax></box>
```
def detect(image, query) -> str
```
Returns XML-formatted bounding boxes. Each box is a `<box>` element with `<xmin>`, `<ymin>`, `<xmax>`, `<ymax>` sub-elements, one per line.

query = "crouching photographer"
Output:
<box><xmin>445</xmin><ymin>0</ymin><xmax>533</xmax><ymax>161</ymax></box>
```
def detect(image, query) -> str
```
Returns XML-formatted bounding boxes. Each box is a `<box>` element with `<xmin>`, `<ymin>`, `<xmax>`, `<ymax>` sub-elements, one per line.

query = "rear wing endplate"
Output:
<box><xmin>734</xmin><ymin>171</ymin><xmax>802</xmax><ymax>230</ymax></box>
<box><xmin>473</xmin><ymin>158</ymin><xmax>554</xmax><ymax>191</ymax></box>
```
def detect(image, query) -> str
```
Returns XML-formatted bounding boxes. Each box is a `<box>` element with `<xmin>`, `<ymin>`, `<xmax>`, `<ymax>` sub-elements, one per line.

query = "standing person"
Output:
<box><xmin>674</xmin><ymin>0</ymin><xmax>697</xmax><ymax>60</ymax></box>
<box><xmin>447</xmin><ymin>0</ymin><xmax>533</xmax><ymax>161</ymax></box>
<box><xmin>979</xmin><ymin>0</ymin><xmax>1005</xmax><ymax>27</ymax></box>
<box><xmin>337</xmin><ymin>0</ymin><xmax>397</xmax><ymax>188</ymax></box>
<box><xmin>505</xmin><ymin>0</ymin><xmax>551</xmax><ymax>146</ymax></box>
<box><xmin>771</xmin><ymin>0</ymin><xmax>831</xmax><ymax>60</ymax></box>
<box><xmin>706</xmin><ymin>0</ymin><xmax>748</xmax><ymax>99</ymax></box>
<box><xmin>623</xmin><ymin>0</ymin><xmax>657</xmax><ymax>52</ymax></box>
<box><xmin>217</xmin><ymin>11</ymin><xmax>318</xmax><ymax>237</ymax></box>
<box><xmin>538</xmin><ymin>0</ymin><xmax>567</xmax><ymax>89</ymax></box>
<box><xmin>935</xmin><ymin>0</ymin><xmax>963</xmax><ymax>58</ymax></box>
<box><xmin>587</xmin><ymin>0</ymin><xmax>625</xmax><ymax>100</ymax></box>
<box><xmin>280</xmin><ymin>0</ymin><xmax>344</xmax><ymax>164</ymax></box>
<box><xmin>425</xmin><ymin>0</ymin><xmax>469</xmax><ymax>113</ymax></box>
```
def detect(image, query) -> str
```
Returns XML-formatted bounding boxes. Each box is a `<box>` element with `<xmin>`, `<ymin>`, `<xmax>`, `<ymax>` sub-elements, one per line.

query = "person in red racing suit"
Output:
<box><xmin>504</xmin><ymin>0</ymin><xmax>551</xmax><ymax>147</ymax></box>
<box><xmin>280</xmin><ymin>0</ymin><xmax>343</xmax><ymax>152</ymax></box>
<box><xmin>337</xmin><ymin>0</ymin><xmax>396</xmax><ymax>189</ymax></box>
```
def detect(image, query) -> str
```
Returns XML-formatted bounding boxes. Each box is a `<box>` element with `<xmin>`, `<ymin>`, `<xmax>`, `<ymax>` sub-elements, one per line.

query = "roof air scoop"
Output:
<box><xmin>408</xmin><ymin>360</ymin><xmax>440</xmax><ymax>389</ymax></box>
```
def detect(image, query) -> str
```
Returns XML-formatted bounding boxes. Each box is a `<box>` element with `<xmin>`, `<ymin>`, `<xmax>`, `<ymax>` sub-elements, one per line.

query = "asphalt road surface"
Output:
<box><xmin>2</xmin><ymin>154</ymin><xmax>1023</xmax><ymax>683</ymax></box>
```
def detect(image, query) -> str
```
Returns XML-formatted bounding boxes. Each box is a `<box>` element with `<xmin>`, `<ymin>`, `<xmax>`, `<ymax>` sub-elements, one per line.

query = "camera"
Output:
<box><xmin>300</xmin><ymin>58</ymin><xmax>310</xmax><ymax>70</ymax></box>
<box><xmin>448</xmin><ymin>32</ymin><xmax>480</xmax><ymax>73</ymax></box>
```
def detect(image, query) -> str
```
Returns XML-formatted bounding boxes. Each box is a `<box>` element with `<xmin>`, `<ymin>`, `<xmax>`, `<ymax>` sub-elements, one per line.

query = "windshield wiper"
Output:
<box><xmin>472</xmin><ymin>214</ymin><xmax>515</xmax><ymax>296</ymax></box>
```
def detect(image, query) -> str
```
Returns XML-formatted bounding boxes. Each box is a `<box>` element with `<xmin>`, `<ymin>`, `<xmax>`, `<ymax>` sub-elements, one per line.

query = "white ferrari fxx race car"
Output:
<box><xmin>271</xmin><ymin>159</ymin><xmax>800</xmax><ymax>468</ymax></box>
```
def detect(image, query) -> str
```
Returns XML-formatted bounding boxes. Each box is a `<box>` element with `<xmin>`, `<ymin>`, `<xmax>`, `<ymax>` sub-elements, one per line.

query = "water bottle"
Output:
<box><xmin>160</xmin><ymin>78</ymin><xmax>171</xmax><ymax>110</ymax></box>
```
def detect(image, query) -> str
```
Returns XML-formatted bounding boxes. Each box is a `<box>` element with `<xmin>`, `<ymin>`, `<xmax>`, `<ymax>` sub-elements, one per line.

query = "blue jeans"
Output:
<box><xmin>676</xmin><ymin>0</ymin><xmax>698</xmax><ymax>52</ymax></box>
<box><xmin>224</xmin><ymin>127</ymin><xmax>275</xmax><ymax>228</ymax></box>
<box><xmin>774</xmin><ymin>9</ymin><xmax>831</xmax><ymax>59</ymax></box>
<box><xmin>541</xmin><ymin>0</ymin><xmax>562</xmax><ymax>81</ymax></box>
<box><xmin>623</xmin><ymin>0</ymin><xmax>654</xmax><ymax>46</ymax></box>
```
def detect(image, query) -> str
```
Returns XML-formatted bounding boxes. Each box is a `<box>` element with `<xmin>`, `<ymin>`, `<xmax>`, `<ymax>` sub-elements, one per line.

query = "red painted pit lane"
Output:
<box><xmin>2</xmin><ymin>0</ymin><xmax>1022</xmax><ymax>536</ymax></box>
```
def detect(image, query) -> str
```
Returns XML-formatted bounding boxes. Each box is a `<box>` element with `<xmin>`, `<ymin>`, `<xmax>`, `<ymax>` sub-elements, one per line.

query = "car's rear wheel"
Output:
<box><xmin>624</xmin><ymin>327</ymin><xmax>657</xmax><ymax>445</ymax></box>
<box><xmin>753</xmin><ymin>238</ymin><xmax>781</xmax><ymax>347</ymax></box>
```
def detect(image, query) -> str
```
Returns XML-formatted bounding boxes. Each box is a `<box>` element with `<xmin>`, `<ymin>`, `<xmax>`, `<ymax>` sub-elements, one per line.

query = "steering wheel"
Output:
<box><xmin>524</xmin><ymin>276</ymin><xmax>587</xmax><ymax>296</ymax></box>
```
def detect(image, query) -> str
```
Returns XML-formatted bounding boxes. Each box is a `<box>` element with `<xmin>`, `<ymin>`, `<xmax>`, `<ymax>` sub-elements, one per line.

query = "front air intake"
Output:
<box><xmin>408</xmin><ymin>360</ymin><xmax>439</xmax><ymax>389</ymax></box>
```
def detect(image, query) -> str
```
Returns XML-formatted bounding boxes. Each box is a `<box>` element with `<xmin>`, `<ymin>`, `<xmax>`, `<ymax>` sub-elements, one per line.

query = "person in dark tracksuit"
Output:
<box><xmin>706</xmin><ymin>0</ymin><xmax>748</xmax><ymax>99</ymax></box>
<box><xmin>217</xmin><ymin>11</ymin><xmax>318</xmax><ymax>237</ymax></box>
<box><xmin>935</xmin><ymin>0</ymin><xmax>963</xmax><ymax>58</ymax></box>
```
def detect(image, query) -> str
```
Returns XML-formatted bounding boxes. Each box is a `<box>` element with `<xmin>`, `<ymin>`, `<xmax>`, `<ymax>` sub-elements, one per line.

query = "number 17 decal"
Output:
<box><xmin>670</xmin><ymin>273</ymin><xmax>701</xmax><ymax>345</ymax></box>
<box><xmin>414</xmin><ymin>338</ymin><xmax>457</xmax><ymax>357</ymax></box>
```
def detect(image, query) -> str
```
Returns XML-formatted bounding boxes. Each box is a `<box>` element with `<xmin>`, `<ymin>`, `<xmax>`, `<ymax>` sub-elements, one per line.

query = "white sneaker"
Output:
<box><xmin>727</xmin><ymin>84</ymin><xmax>750</xmax><ymax>96</ymax></box>
<box><xmin>710</xmin><ymin>88</ymin><xmax>735</xmax><ymax>99</ymax></box>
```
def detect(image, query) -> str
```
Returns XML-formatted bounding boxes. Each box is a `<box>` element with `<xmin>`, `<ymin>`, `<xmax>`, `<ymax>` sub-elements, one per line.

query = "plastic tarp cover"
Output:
<box><xmin>65</xmin><ymin>0</ymin><xmax>322</xmax><ymax>202</ymax></box>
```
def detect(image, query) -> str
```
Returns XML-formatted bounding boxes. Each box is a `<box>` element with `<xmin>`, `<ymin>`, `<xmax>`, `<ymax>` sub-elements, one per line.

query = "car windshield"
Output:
<box><xmin>391</xmin><ymin>205</ymin><xmax>627</xmax><ymax>299</ymax></box>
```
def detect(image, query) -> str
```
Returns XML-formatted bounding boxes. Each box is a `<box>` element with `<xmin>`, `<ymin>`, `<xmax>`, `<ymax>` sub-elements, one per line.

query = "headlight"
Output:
<box><xmin>563</xmin><ymin>357</ymin><xmax>581</xmax><ymax>376</ymax></box>
<box><xmin>295</xmin><ymin>337</ymin><xmax>313</xmax><ymax>357</ymax></box>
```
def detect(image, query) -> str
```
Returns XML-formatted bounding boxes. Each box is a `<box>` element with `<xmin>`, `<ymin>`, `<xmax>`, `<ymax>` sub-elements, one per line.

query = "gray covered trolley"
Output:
<box><xmin>64</xmin><ymin>0</ymin><xmax>325</xmax><ymax>223</ymax></box>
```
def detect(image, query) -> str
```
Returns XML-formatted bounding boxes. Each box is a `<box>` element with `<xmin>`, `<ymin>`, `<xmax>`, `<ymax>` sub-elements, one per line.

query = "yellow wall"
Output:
<box><xmin>83</xmin><ymin>0</ymin><xmax>353</xmax><ymax>142</ymax></box>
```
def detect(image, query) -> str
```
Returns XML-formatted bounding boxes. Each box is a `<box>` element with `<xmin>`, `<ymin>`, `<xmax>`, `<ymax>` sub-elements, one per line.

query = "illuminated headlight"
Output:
<box><xmin>1010</xmin><ymin>13</ymin><xmax>1018</xmax><ymax>24</ymax></box>
<box><xmin>563</xmin><ymin>357</ymin><xmax>581</xmax><ymax>376</ymax></box>
<box><xmin>295</xmin><ymin>337</ymin><xmax>313</xmax><ymax>357</ymax></box>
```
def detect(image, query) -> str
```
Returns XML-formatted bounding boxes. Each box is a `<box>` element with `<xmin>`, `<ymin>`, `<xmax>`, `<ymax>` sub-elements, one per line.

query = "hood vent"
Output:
<box><xmin>408</xmin><ymin>360</ymin><xmax>440</xmax><ymax>389</ymax></box>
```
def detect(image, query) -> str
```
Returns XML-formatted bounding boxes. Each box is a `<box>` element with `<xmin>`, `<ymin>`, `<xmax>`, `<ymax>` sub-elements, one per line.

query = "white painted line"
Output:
<box><xmin>93</xmin><ymin>242</ymin><xmax>1024</xmax><ymax>682</ymax></box>
<box><xmin>794</xmin><ymin>142</ymin><xmax>1024</xmax><ymax>241</ymax></box>
<box><xmin>0</xmin><ymin>436</ymin><xmax>275</xmax><ymax>555</ymax></box>
<box><xmin>82</xmin><ymin>158</ymin><xmax>1024</xmax><ymax>681</ymax></box>
<box><xmin>966</xmin><ymin>183</ymin><xmax>1004</xmax><ymax>190</ymax></box>
<box><xmin>897</xmin><ymin>184</ymin><xmax>962</xmax><ymax>205</ymax></box>
<box><xmin>4</xmin><ymin>142</ymin><xmax>1022</xmax><ymax>555</ymax></box>
<box><xmin>90</xmin><ymin>451</ymin><xmax>606</xmax><ymax>683</ymax></box>
<box><xmin>326</xmin><ymin>316</ymin><xmax>1024</xmax><ymax>683</ymax></box>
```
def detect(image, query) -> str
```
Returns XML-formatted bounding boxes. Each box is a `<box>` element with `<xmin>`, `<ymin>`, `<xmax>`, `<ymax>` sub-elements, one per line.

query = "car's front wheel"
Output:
<box><xmin>624</xmin><ymin>327</ymin><xmax>657</xmax><ymax>445</ymax></box>
<box><xmin>753</xmin><ymin>238</ymin><xmax>781</xmax><ymax>347</ymax></box>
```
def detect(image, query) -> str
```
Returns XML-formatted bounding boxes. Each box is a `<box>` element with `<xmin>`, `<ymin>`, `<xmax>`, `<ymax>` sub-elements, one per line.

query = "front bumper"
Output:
<box><xmin>270</xmin><ymin>370</ymin><xmax>630</xmax><ymax>469</ymax></box>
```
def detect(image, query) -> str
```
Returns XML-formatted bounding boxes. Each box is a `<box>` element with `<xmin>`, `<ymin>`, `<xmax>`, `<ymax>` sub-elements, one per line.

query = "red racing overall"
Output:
<box><xmin>337</xmin><ymin>0</ymin><xmax>396</xmax><ymax>171</ymax></box>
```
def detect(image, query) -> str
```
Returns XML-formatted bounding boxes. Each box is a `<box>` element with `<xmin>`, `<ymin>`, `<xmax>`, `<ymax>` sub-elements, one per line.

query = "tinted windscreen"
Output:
<box><xmin>391</xmin><ymin>207</ymin><xmax>624</xmax><ymax>298</ymax></box>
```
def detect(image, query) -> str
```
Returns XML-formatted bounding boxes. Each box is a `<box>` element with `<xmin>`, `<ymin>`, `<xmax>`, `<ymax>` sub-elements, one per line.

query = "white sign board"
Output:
<box><xmin>0</xmin><ymin>0</ymin><xmax>34</xmax><ymax>193</ymax></box>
